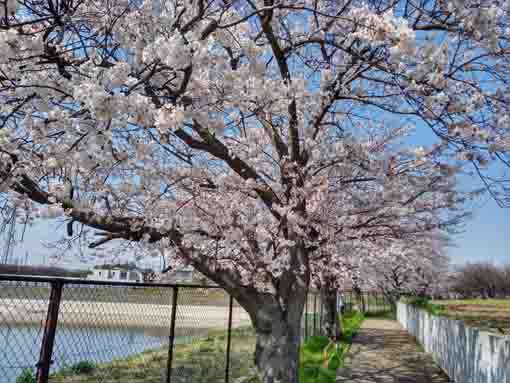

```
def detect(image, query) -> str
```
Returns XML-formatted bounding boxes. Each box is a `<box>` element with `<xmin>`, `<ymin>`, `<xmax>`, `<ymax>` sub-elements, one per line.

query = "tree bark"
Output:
<box><xmin>241</xmin><ymin>234</ymin><xmax>309</xmax><ymax>382</ymax></box>
<box><xmin>385</xmin><ymin>291</ymin><xmax>400</xmax><ymax>313</ymax></box>
<box><xmin>165</xmin><ymin>227</ymin><xmax>310</xmax><ymax>382</ymax></box>
<box><xmin>195</xmin><ymin>260</ymin><xmax>308</xmax><ymax>383</ymax></box>
<box><xmin>227</xmin><ymin>286</ymin><xmax>306</xmax><ymax>383</ymax></box>
<box><xmin>253</xmin><ymin>309</ymin><xmax>302</xmax><ymax>383</ymax></box>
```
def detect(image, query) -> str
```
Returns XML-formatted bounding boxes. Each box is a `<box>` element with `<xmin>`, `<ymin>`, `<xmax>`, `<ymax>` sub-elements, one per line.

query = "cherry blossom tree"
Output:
<box><xmin>358</xmin><ymin>233</ymin><xmax>451</xmax><ymax>309</ymax></box>
<box><xmin>316</xmin><ymin>228</ymin><xmax>457</xmax><ymax>337</ymax></box>
<box><xmin>310</xmin><ymin>134</ymin><xmax>466</xmax><ymax>339</ymax></box>
<box><xmin>1</xmin><ymin>1</ymin><xmax>510</xmax><ymax>381</ymax></box>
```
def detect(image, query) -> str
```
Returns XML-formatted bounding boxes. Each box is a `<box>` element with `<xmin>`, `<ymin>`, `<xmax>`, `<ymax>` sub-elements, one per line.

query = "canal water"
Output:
<box><xmin>0</xmin><ymin>324</ymin><xmax>169</xmax><ymax>383</ymax></box>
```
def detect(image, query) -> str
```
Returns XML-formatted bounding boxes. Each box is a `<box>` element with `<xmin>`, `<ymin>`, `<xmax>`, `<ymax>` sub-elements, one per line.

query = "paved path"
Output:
<box><xmin>337</xmin><ymin>319</ymin><xmax>451</xmax><ymax>383</ymax></box>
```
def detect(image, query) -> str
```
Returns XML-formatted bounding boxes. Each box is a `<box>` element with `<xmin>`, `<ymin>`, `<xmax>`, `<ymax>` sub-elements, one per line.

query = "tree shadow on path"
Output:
<box><xmin>337</xmin><ymin>319</ymin><xmax>451</xmax><ymax>383</ymax></box>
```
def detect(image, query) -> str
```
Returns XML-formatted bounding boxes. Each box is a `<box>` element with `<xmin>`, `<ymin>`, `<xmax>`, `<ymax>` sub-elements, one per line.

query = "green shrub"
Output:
<box><xmin>300</xmin><ymin>337</ymin><xmax>339</xmax><ymax>383</ymax></box>
<box><xmin>340</xmin><ymin>310</ymin><xmax>365</xmax><ymax>343</ymax></box>
<box><xmin>405</xmin><ymin>297</ymin><xmax>444</xmax><ymax>315</ymax></box>
<box><xmin>302</xmin><ymin>335</ymin><xmax>330</xmax><ymax>353</ymax></box>
<box><xmin>16</xmin><ymin>368</ymin><xmax>35</xmax><ymax>383</ymax></box>
<box><xmin>327</xmin><ymin>352</ymin><xmax>341</xmax><ymax>370</ymax></box>
<box><xmin>70</xmin><ymin>360</ymin><xmax>96</xmax><ymax>375</ymax></box>
<box><xmin>198</xmin><ymin>343</ymin><xmax>216</xmax><ymax>353</ymax></box>
<box><xmin>364</xmin><ymin>310</ymin><xmax>396</xmax><ymax>320</ymax></box>
<box><xmin>299</xmin><ymin>310</ymin><xmax>364</xmax><ymax>383</ymax></box>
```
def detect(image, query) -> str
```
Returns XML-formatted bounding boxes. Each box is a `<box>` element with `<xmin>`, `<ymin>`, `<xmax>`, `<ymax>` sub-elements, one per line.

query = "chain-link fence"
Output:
<box><xmin>0</xmin><ymin>275</ymin><xmax>324</xmax><ymax>383</ymax></box>
<box><xmin>339</xmin><ymin>290</ymin><xmax>393</xmax><ymax>314</ymax></box>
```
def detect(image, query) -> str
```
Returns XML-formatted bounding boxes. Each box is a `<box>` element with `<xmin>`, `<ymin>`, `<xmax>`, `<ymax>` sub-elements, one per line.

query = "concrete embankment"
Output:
<box><xmin>0</xmin><ymin>299</ymin><xmax>251</xmax><ymax>330</ymax></box>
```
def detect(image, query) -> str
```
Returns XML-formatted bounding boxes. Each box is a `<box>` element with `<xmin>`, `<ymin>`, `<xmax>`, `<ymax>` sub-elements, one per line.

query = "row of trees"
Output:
<box><xmin>451</xmin><ymin>262</ymin><xmax>510</xmax><ymax>298</ymax></box>
<box><xmin>1</xmin><ymin>1</ymin><xmax>509</xmax><ymax>382</ymax></box>
<box><xmin>338</xmin><ymin>235</ymin><xmax>451</xmax><ymax>311</ymax></box>
<box><xmin>354</xmin><ymin>259</ymin><xmax>510</xmax><ymax>307</ymax></box>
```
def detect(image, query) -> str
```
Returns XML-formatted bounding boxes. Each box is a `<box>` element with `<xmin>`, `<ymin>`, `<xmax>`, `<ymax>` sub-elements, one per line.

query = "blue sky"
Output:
<box><xmin>406</xmin><ymin>126</ymin><xmax>510</xmax><ymax>266</ymax></box>
<box><xmin>448</xmin><ymin>195</ymin><xmax>509</xmax><ymax>266</ymax></box>
<box><xmin>6</xmin><ymin>224</ymin><xmax>162</xmax><ymax>270</ymax></box>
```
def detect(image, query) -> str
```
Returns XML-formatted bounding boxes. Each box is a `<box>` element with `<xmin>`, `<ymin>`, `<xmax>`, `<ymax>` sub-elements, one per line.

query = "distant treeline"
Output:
<box><xmin>0</xmin><ymin>264</ymin><xmax>91</xmax><ymax>279</ymax></box>
<box><xmin>451</xmin><ymin>262</ymin><xmax>510</xmax><ymax>299</ymax></box>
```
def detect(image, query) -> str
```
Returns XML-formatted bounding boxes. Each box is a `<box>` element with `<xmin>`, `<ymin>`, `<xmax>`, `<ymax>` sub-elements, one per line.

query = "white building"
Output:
<box><xmin>158</xmin><ymin>265</ymin><xmax>194</xmax><ymax>283</ymax></box>
<box><xmin>87</xmin><ymin>268</ymin><xmax>144</xmax><ymax>283</ymax></box>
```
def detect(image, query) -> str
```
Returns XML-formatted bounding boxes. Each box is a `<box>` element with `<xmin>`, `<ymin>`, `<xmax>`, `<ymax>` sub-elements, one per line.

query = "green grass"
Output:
<box><xmin>49</xmin><ymin>327</ymin><xmax>257</xmax><ymax>383</ymax></box>
<box><xmin>404</xmin><ymin>297</ymin><xmax>445</xmax><ymax>315</ymax></box>
<box><xmin>15</xmin><ymin>368</ymin><xmax>35</xmax><ymax>383</ymax></box>
<box><xmin>47</xmin><ymin>360</ymin><xmax>98</xmax><ymax>380</ymax></box>
<box><xmin>48</xmin><ymin>312</ymin><xmax>365</xmax><ymax>383</ymax></box>
<box><xmin>431</xmin><ymin>298</ymin><xmax>510</xmax><ymax>334</ymax></box>
<box><xmin>433</xmin><ymin>299</ymin><xmax>510</xmax><ymax>308</ymax></box>
<box><xmin>299</xmin><ymin>311</ymin><xmax>364</xmax><ymax>383</ymax></box>
<box><xmin>340</xmin><ymin>311</ymin><xmax>365</xmax><ymax>343</ymax></box>
<box><xmin>364</xmin><ymin>310</ymin><xmax>395</xmax><ymax>320</ymax></box>
<box><xmin>299</xmin><ymin>336</ymin><xmax>344</xmax><ymax>383</ymax></box>
<box><xmin>69</xmin><ymin>361</ymin><xmax>97</xmax><ymax>375</ymax></box>
<box><xmin>406</xmin><ymin>297</ymin><xmax>510</xmax><ymax>334</ymax></box>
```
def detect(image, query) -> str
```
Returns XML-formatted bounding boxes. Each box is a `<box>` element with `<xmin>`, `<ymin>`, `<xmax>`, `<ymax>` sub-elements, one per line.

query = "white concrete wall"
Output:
<box><xmin>87</xmin><ymin>269</ymin><xmax>143</xmax><ymax>283</ymax></box>
<box><xmin>397</xmin><ymin>302</ymin><xmax>510</xmax><ymax>383</ymax></box>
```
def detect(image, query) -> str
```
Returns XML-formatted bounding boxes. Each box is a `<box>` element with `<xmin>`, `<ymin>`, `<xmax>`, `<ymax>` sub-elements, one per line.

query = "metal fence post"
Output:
<box><xmin>166</xmin><ymin>286</ymin><xmax>179</xmax><ymax>383</ymax></box>
<box><xmin>36</xmin><ymin>281</ymin><xmax>63</xmax><ymax>383</ymax></box>
<box><xmin>319</xmin><ymin>298</ymin><xmax>323</xmax><ymax>335</ymax></box>
<box><xmin>225</xmin><ymin>295</ymin><xmax>234</xmax><ymax>383</ymax></box>
<box><xmin>304</xmin><ymin>295</ymin><xmax>308</xmax><ymax>340</ymax></box>
<box><xmin>313</xmin><ymin>294</ymin><xmax>317</xmax><ymax>336</ymax></box>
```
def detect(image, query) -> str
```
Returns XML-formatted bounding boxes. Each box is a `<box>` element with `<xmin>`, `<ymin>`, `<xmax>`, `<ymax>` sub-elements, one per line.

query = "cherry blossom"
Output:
<box><xmin>1</xmin><ymin>1</ymin><xmax>509</xmax><ymax>381</ymax></box>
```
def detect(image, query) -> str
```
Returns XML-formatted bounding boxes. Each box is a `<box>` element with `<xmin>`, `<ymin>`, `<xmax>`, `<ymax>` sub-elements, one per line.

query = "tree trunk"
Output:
<box><xmin>320</xmin><ymin>282</ymin><xmax>342</xmax><ymax>341</ymax></box>
<box><xmin>189</xmin><ymin>236</ymin><xmax>309</xmax><ymax>382</ymax></box>
<box><xmin>384</xmin><ymin>291</ymin><xmax>399</xmax><ymax>314</ymax></box>
<box><xmin>389</xmin><ymin>299</ymin><xmax>397</xmax><ymax>313</ymax></box>
<box><xmin>253</xmin><ymin>313</ymin><xmax>302</xmax><ymax>383</ymax></box>
<box><xmin>226</xmin><ymin>280</ymin><xmax>308</xmax><ymax>383</ymax></box>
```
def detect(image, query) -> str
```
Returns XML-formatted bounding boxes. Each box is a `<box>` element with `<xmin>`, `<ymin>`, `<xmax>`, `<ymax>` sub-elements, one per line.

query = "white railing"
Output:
<box><xmin>397</xmin><ymin>302</ymin><xmax>510</xmax><ymax>383</ymax></box>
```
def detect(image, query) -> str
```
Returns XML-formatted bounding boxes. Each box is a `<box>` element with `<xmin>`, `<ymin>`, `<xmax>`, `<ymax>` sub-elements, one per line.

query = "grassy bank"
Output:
<box><xmin>407</xmin><ymin>297</ymin><xmax>510</xmax><ymax>335</ymax></box>
<box><xmin>48</xmin><ymin>327</ymin><xmax>257</xmax><ymax>383</ymax></box>
<box><xmin>364</xmin><ymin>310</ymin><xmax>395</xmax><ymax>320</ymax></box>
<box><xmin>34</xmin><ymin>312</ymin><xmax>364</xmax><ymax>383</ymax></box>
<box><xmin>299</xmin><ymin>311</ymin><xmax>365</xmax><ymax>383</ymax></box>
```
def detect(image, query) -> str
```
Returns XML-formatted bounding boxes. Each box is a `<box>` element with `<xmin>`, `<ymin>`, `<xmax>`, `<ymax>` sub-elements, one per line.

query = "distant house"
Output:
<box><xmin>87</xmin><ymin>268</ymin><xmax>143</xmax><ymax>283</ymax></box>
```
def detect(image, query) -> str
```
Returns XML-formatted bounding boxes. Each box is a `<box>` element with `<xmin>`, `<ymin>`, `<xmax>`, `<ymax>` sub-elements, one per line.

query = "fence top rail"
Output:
<box><xmin>0</xmin><ymin>273</ymin><xmax>222</xmax><ymax>289</ymax></box>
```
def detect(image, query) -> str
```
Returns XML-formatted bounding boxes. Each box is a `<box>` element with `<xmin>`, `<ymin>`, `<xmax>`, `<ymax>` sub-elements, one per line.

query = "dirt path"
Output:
<box><xmin>337</xmin><ymin>319</ymin><xmax>451</xmax><ymax>383</ymax></box>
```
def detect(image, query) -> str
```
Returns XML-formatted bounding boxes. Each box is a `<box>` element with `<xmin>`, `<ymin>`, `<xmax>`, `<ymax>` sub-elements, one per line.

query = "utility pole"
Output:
<box><xmin>1</xmin><ymin>206</ymin><xmax>17</xmax><ymax>265</ymax></box>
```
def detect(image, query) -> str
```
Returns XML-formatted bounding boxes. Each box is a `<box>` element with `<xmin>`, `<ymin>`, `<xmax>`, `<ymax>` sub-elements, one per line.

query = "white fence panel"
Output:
<box><xmin>397</xmin><ymin>302</ymin><xmax>510</xmax><ymax>383</ymax></box>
